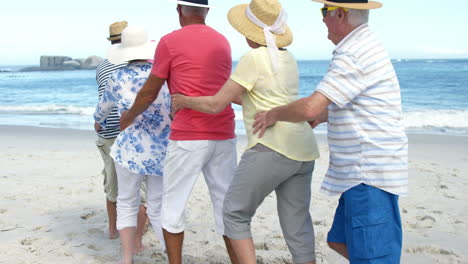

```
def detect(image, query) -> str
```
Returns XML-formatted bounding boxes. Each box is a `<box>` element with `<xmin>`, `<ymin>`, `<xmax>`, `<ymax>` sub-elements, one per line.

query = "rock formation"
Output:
<box><xmin>20</xmin><ymin>55</ymin><xmax>104</xmax><ymax>72</ymax></box>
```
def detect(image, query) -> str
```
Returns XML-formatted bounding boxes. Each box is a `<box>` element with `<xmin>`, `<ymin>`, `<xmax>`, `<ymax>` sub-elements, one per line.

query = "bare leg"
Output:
<box><xmin>229</xmin><ymin>237</ymin><xmax>256</xmax><ymax>264</ymax></box>
<box><xmin>328</xmin><ymin>242</ymin><xmax>349</xmax><ymax>259</ymax></box>
<box><xmin>107</xmin><ymin>199</ymin><xmax>118</xmax><ymax>239</ymax></box>
<box><xmin>223</xmin><ymin>236</ymin><xmax>240</xmax><ymax>264</ymax></box>
<box><xmin>119</xmin><ymin>227</ymin><xmax>136</xmax><ymax>264</ymax></box>
<box><xmin>134</xmin><ymin>205</ymin><xmax>148</xmax><ymax>254</ymax></box>
<box><xmin>163</xmin><ymin>228</ymin><xmax>184</xmax><ymax>264</ymax></box>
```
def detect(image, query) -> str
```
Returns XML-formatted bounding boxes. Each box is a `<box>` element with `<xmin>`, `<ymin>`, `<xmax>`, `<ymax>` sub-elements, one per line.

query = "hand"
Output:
<box><xmin>308</xmin><ymin>120</ymin><xmax>321</xmax><ymax>129</ymax></box>
<box><xmin>94</xmin><ymin>122</ymin><xmax>101</xmax><ymax>133</ymax></box>
<box><xmin>171</xmin><ymin>93</ymin><xmax>187</xmax><ymax>114</ymax></box>
<box><xmin>119</xmin><ymin>110</ymin><xmax>133</xmax><ymax>131</ymax></box>
<box><xmin>252</xmin><ymin>110</ymin><xmax>277</xmax><ymax>138</ymax></box>
<box><xmin>308</xmin><ymin>109</ymin><xmax>328</xmax><ymax>129</ymax></box>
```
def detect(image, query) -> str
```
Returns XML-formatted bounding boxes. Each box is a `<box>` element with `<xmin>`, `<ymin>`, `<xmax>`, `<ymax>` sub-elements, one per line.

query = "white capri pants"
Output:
<box><xmin>115</xmin><ymin>163</ymin><xmax>165</xmax><ymax>251</ymax></box>
<box><xmin>161</xmin><ymin>139</ymin><xmax>237</xmax><ymax>234</ymax></box>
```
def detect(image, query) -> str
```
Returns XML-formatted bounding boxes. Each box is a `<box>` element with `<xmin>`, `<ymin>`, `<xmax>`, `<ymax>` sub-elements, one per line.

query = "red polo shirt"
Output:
<box><xmin>151</xmin><ymin>24</ymin><xmax>235</xmax><ymax>141</ymax></box>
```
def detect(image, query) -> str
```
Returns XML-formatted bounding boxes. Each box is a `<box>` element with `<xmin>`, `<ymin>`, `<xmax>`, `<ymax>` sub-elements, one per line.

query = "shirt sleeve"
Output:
<box><xmin>316</xmin><ymin>52</ymin><xmax>367</xmax><ymax>108</ymax></box>
<box><xmin>229</xmin><ymin>51</ymin><xmax>258</xmax><ymax>91</ymax></box>
<box><xmin>151</xmin><ymin>38</ymin><xmax>171</xmax><ymax>79</ymax></box>
<box><xmin>94</xmin><ymin>73</ymin><xmax>117</xmax><ymax>127</ymax></box>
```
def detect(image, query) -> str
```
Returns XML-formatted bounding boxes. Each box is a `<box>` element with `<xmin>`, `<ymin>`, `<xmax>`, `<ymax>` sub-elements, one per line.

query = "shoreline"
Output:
<box><xmin>0</xmin><ymin>125</ymin><xmax>467</xmax><ymax>263</ymax></box>
<box><xmin>2</xmin><ymin>123</ymin><xmax>468</xmax><ymax>137</ymax></box>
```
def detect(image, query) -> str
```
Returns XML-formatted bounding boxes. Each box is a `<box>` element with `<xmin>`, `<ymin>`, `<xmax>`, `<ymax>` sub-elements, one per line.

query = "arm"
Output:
<box><xmin>94</xmin><ymin>77</ymin><xmax>117</xmax><ymax>128</ymax></box>
<box><xmin>308</xmin><ymin>108</ymin><xmax>328</xmax><ymax>128</ymax></box>
<box><xmin>232</xmin><ymin>94</ymin><xmax>243</xmax><ymax>105</ymax></box>
<box><xmin>252</xmin><ymin>91</ymin><xmax>331</xmax><ymax>137</ymax></box>
<box><xmin>172</xmin><ymin>79</ymin><xmax>244</xmax><ymax>114</ymax></box>
<box><xmin>120</xmin><ymin>74</ymin><xmax>166</xmax><ymax>131</ymax></box>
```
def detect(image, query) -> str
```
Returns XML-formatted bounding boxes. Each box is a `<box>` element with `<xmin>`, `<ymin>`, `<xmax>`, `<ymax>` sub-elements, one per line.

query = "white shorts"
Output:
<box><xmin>161</xmin><ymin>139</ymin><xmax>237</xmax><ymax>234</ymax></box>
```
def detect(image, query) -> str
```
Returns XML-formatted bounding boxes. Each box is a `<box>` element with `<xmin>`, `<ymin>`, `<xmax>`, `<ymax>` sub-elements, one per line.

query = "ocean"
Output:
<box><xmin>1</xmin><ymin>59</ymin><xmax>467</xmax><ymax>135</ymax></box>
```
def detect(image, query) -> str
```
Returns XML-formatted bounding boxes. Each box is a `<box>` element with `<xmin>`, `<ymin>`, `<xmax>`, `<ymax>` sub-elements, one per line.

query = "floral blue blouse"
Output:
<box><xmin>94</xmin><ymin>62</ymin><xmax>171</xmax><ymax>177</ymax></box>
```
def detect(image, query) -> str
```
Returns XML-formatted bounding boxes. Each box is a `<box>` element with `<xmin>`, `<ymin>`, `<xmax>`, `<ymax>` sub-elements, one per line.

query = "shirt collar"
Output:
<box><xmin>333</xmin><ymin>23</ymin><xmax>369</xmax><ymax>55</ymax></box>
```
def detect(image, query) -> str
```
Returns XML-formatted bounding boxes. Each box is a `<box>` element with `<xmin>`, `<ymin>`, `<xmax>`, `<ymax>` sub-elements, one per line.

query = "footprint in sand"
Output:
<box><xmin>87</xmin><ymin>228</ymin><xmax>104</xmax><ymax>236</ymax></box>
<box><xmin>80</xmin><ymin>210</ymin><xmax>96</xmax><ymax>220</ymax></box>
<box><xmin>150</xmin><ymin>251</ymin><xmax>167</xmax><ymax>261</ymax></box>
<box><xmin>406</xmin><ymin>245</ymin><xmax>459</xmax><ymax>261</ymax></box>
<box><xmin>87</xmin><ymin>244</ymin><xmax>101</xmax><ymax>251</ymax></box>
<box><xmin>419</xmin><ymin>215</ymin><xmax>437</xmax><ymax>222</ymax></box>
<box><xmin>20</xmin><ymin>237</ymin><xmax>40</xmax><ymax>246</ymax></box>
<box><xmin>255</xmin><ymin>241</ymin><xmax>270</xmax><ymax>250</ymax></box>
<box><xmin>313</xmin><ymin>220</ymin><xmax>327</xmax><ymax>226</ymax></box>
<box><xmin>443</xmin><ymin>193</ymin><xmax>456</xmax><ymax>199</ymax></box>
<box><xmin>32</xmin><ymin>226</ymin><xmax>45</xmax><ymax>231</ymax></box>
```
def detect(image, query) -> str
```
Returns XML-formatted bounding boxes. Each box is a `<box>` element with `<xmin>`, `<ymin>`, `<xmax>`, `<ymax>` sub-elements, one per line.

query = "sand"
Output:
<box><xmin>0</xmin><ymin>125</ymin><xmax>467</xmax><ymax>263</ymax></box>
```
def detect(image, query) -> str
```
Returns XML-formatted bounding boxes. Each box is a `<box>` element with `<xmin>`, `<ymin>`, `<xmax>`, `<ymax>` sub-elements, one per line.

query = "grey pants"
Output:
<box><xmin>223</xmin><ymin>145</ymin><xmax>316</xmax><ymax>263</ymax></box>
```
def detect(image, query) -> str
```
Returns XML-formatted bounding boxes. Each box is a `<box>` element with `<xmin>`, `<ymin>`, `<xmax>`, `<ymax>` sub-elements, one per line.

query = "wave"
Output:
<box><xmin>1</xmin><ymin>106</ymin><xmax>467</xmax><ymax>132</ymax></box>
<box><xmin>0</xmin><ymin>105</ymin><xmax>95</xmax><ymax>116</ymax></box>
<box><xmin>403</xmin><ymin>109</ymin><xmax>468</xmax><ymax>129</ymax></box>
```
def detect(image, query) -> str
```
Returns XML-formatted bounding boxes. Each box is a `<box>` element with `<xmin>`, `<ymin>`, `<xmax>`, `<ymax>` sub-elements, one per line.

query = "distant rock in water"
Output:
<box><xmin>41</xmin><ymin>56</ymin><xmax>73</xmax><ymax>70</ymax></box>
<box><xmin>63</xmin><ymin>60</ymin><xmax>81</xmax><ymax>70</ymax></box>
<box><xmin>81</xmin><ymin>56</ymin><xmax>103</xmax><ymax>69</ymax></box>
<box><xmin>20</xmin><ymin>55</ymin><xmax>104</xmax><ymax>72</ymax></box>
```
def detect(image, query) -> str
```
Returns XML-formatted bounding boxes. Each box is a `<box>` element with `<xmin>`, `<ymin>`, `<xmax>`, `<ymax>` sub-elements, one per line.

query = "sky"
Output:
<box><xmin>1</xmin><ymin>0</ymin><xmax>468</xmax><ymax>65</ymax></box>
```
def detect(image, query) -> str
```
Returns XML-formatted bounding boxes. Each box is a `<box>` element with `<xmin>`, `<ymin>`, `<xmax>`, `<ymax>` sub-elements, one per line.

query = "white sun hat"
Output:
<box><xmin>107</xmin><ymin>25</ymin><xmax>157</xmax><ymax>65</ymax></box>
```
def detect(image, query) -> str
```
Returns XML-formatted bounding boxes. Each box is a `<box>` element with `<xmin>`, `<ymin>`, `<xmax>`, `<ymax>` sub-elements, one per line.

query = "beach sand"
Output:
<box><xmin>0</xmin><ymin>125</ymin><xmax>466</xmax><ymax>263</ymax></box>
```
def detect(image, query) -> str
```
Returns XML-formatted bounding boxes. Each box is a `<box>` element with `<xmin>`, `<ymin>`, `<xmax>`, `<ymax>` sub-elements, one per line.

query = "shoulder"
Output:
<box><xmin>162</xmin><ymin>27</ymin><xmax>187</xmax><ymax>42</ymax></box>
<box><xmin>242</xmin><ymin>48</ymin><xmax>262</xmax><ymax>60</ymax></box>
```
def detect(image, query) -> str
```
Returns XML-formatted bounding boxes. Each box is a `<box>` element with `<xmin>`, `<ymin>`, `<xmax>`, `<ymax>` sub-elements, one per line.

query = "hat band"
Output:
<box><xmin>109</xmin><ymin>34</ymin><xmax>122</xmax><ymax>38</ymax></box>
<box><xmin>180</xmin><ymin>0</ymin><xmax>208</xmax><ymax>5</ymax></box>
<box><xmin>328</xmin><ymin>0</ymin><xmax>369</xmax><ymax>3</ymax></box>
<box><xmin>245</xmin><ymin>6</ymin><xmax>287</xmax><ymax>72</ymax></box>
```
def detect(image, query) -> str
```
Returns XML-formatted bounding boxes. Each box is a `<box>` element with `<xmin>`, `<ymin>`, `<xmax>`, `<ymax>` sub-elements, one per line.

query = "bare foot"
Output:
<box><xmin>109</xmin><ymin>229</ymin><xmax>119</xmax><ymax>240</ymax></box>
<box><xmin>134</xmin><ymin>243</ymin><xmax>146</xmax><ymax>254</ymax></box>
<box><xmin>117</xmin><ymin>260</ymin><xmax>132</xmax><ymax>264</ymax></box>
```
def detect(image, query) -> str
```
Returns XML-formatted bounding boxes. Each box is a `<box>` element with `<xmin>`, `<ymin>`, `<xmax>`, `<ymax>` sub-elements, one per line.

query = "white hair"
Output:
<box><xmin>329</xmin><ymin>8</ymin><xmax>369</xmax><ymax>27</ymax></box>
<box><xmin>347</xmin><ymin>9</ymin><xmax>369</xmax><ymax>26</ymax></box>
<box><xmin>180</xmin><ymin>5</ymin><xmax>208</xmax><ymax>18</ymax></box>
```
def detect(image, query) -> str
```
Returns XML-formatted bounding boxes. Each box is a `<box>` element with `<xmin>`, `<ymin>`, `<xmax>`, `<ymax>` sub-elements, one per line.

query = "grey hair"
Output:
<box><xmin>329</xmin><ymin>8</ymin><xmax>369</xmax><ymax>27</ymax></box>
<box><xmin>180</xmin><ymin>5</ymin><xmax>208</xmax><ymax>18</ymax></box>
<box><xmin>347</xmin><ymin>9</ymin><xmax>369</xmax><ymax>26</ymax></box>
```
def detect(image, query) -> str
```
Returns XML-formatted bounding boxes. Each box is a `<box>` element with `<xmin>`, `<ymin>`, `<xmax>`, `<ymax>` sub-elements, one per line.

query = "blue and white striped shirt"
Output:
<box><xmin>317</xmin><ymin>24</ymin><xmax>408</xmax><ymax>196</ymax></box>
<box><xmin>95</xmin><ymin>59</ymin><xmax>126</xmax><ymax>139</ymax></box>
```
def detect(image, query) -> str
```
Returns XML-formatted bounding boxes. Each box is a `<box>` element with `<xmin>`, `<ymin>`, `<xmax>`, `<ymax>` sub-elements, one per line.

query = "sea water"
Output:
<box><xmin>1</xmin><ymin>59</ymin><xmax>467</xmax><ymax>135</ymax></box>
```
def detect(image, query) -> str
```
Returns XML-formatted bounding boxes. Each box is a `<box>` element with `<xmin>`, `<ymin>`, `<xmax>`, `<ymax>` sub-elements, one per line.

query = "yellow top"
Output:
<box><xmin>230</xmin><ymin>47</ymin><xmax>320</xmax><ymax>162</ymax></box>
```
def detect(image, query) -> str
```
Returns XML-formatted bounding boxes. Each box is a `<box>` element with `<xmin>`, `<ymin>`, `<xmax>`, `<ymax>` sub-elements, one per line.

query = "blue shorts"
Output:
<box><xmin>327</xmin><ymin>184</ymin><xmax>402</xmax><ymax>264</ymax></box>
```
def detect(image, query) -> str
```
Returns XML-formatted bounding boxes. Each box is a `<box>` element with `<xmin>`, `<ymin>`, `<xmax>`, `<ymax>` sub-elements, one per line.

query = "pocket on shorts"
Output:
<box><xmin>350</xmin><ymin>212</ymin><xmax>393</xmax><ymax>259</ymax></box>
<box><xmin>176</xmin><ymin>140</ymin><xmax>209</xmax><ymax>152</ymax></box>
<box><xmin>96</xmin><ymin>140</ymin><xmax>105</xmax><ymax>148</ymax></box>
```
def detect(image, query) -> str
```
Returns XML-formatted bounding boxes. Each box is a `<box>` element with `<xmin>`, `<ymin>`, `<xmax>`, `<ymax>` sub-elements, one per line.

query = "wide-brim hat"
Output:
<box><xmin>108</xmin><ymin>21</ymin><xmax>128</xmax><ymax>41</ymax></box>
<box><xmin>172</xmin><ymin>0</ymin><xmax>211</xmax><ymax>8</ymax></box>
<box><xmin>228</xmin><ymin>0</ymin><xmax>292</xmax><ymax>48</ymax></box>
<box><xmin>311</xmin><ymin>0</ymin><xmax>382</xmax><ymax>10</ymax></box>
<box><xmin>107</xmin><ymin>25</ymin><xmax>157</xmax><ymax>65</ymax></box>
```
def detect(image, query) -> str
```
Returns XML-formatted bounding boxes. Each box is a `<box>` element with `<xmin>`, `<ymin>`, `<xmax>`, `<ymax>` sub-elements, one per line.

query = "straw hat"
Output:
<box><xmin>228</xmin><ymin>0</ymin><xmax>292</xmax><ymax>48</ymax></box>
<box><xmin>107</xmin><ymin>25</ymin><xmax>157</xmax><ymax>65</ymax></box>
<box><xmin>107</xmin><ymin>21</ymin><xmax>128</xmax><ymax>41</ymax></box>
<box><xmin>311</xmin><ymin>0</ymin><xmax>382</xmax><ymax>10</ymax></box>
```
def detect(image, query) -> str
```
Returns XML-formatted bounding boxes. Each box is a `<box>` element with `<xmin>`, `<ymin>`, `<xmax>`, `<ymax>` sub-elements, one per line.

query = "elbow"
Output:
<box><xmin>208</xmin><ymin>101</ymin><xmax>225</xmax><ymax>114</ymax></box>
